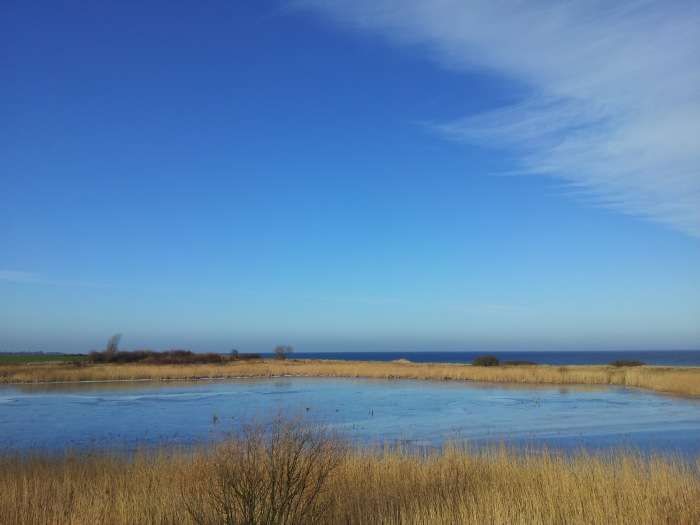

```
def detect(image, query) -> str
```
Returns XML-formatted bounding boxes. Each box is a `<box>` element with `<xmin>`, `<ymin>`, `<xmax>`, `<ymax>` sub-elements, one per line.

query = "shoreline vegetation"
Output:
<box><xmin>2</xmin><ymin>421</ymin><xmax>699</xmax><ymax>525</ymax></box>
<box><xmin>1</xmin><ymin>357</ymin><xmax>699</xmax><ymax>397</ymax></box>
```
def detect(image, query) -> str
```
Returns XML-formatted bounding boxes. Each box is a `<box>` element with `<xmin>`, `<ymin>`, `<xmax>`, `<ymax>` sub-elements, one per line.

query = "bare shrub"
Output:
<box><xmin>273</xmin><ymin>345</ymin><xmax>294</xmax><ymax>360</ymax></box>
<box><xmin>184</xmin><ymin>421</ymin><xmax>342</xmax><ymax>525</ymax></box>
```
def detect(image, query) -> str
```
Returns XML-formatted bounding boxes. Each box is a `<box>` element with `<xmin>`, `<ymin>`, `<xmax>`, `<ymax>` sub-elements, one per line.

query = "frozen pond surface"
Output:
<box><xmin>1</xmin><ymin>377</ymin><xmax>699</xmax><ymax>455</ymax></box>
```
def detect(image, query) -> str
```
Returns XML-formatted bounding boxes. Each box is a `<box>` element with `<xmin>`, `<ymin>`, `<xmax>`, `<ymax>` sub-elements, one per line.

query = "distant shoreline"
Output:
<box><xmin>2</xmin><ymin>358</ymin><xmax>699</xmax><ymax>397</ymax></box>
<box><xmin>290</xmin><ymin>350</ymin><xmax>700</xmax><ymax>367</ymax></box>
<box><xmin>5</xmin><ymin>349</ymin><xmax>700</xmax><ymax>366</ymax></box>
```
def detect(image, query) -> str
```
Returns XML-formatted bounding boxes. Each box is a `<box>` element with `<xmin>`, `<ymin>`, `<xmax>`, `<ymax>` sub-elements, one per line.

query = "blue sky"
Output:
<box><xmin>2</xmin><ymin>1</ymin><xmax>699</xmax><ymax>353</ymax></box>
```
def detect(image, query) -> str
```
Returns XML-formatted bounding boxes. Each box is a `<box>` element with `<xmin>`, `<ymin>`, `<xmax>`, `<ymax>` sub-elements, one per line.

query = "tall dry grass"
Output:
<box><xmin>1</xmin><ymin>424</ymin><xmax>698</xmax><ymax>525</ymax></box>
<box><xmin>1</xmin><ymin>359</ymin><xmax>699</xmax><ymax>396</ymax></box>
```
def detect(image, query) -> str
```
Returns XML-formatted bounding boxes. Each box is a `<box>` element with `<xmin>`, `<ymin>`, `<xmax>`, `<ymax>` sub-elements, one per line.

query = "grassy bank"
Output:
<box><xmin>0</xmin><ymin>353</ymin><xmax>86</xmax><ymax>365</ymax></box>
<box><xmin>2</xmin><ymin>423</ymin><xmax>698</xmax><ymax>525</ymax></box>
<box><xmin>1</xmin><ymin>359</ymin><xmax>699</xmax><ymax>397</ymax></box>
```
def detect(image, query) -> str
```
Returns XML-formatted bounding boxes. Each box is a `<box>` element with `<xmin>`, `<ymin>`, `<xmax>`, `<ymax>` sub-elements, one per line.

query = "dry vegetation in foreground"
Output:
<box><xmin>1</xmin><ymin>358</ymin><xmax>699</xmax><ymax>396</ymax></box>
<box><xmin>1</xmin><ymin>422</ymin><xmax>699</xmax><ymax>525</ymax></box>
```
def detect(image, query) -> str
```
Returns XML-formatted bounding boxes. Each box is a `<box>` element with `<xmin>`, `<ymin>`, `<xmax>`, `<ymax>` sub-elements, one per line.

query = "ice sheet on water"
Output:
<box><xmin>1</xmin><ymin>377</ymin><xmax>699</xmax><ymax>456</ymax></box>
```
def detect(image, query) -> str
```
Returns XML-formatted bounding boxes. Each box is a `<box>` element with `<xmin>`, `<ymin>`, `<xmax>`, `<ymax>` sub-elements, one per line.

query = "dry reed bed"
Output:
<box><xmin>2</xmin><ymin>438</ymin><xmax>699</xmax><ymax>525</ymax></box>
<box><xmin>1</xmin><ymin>359</ymin><xmax>699</xmax><ymax>396</ymax></box>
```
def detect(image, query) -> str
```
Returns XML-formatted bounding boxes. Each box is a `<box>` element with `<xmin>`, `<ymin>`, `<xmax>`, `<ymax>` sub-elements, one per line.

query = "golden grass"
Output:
<box><xmin>2</xmin><ymin>437</ymin><xmax>698</xmax><ymax>525</ymax></box>
<box><xmin>1</xmin><ymin>359</ymin><xmax>699</xmax><ymax>396</ymax></box>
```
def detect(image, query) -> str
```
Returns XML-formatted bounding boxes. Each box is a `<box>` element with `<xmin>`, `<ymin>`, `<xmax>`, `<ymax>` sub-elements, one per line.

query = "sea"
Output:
<box><xmin>286</xmin><ymin>350</ymin><xmax>700</xmax><ymax>366</ymax></box>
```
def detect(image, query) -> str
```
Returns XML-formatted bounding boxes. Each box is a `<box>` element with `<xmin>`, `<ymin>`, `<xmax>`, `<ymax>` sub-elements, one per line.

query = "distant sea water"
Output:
<box><xmin>288</xmin><ymin>351</ymin><xmax>700</xmax><ymax>366</ymax></box>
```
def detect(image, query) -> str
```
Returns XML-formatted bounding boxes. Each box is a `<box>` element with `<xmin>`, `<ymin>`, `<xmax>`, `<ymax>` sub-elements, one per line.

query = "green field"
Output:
<box><xmin>0</xmin><ymin>354</ymin><xmax>86</xmax><ymax>364</ymax></box>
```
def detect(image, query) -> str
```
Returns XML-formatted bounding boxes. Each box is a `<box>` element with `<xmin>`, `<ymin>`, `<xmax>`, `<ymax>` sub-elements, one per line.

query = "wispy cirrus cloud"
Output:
<box><xmin>0</xmin><ymin>270</ymin><xmax>110</xmax><ymax>288</ymax></box>
<box><xmin>296</xmin><ymin>0</ymin><xmax>700</xmax><ymax>236</ymax></box>
<box><xmin>0</xmin><ymin>270</ymin><xmax>41</xmax><ymax>284</ymax></box>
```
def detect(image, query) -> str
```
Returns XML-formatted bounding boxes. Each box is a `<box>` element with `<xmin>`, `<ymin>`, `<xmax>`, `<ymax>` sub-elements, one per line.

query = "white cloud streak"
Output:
<box><xmin>0</xmin><ymin>270</ymin><xmax>110</xmax><ymax>288</ymax></box>
<box><xmin>0</xmin><ymin>270</ymin><xmax>41</xmax><ymax>284</ymax></box>
<box><xmin>296</xmin><ymin>0</ymin><xmax>700</xmax><ymax>236</ymax></box>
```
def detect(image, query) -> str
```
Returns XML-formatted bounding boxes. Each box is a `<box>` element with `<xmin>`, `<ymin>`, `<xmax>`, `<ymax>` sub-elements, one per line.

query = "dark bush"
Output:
<box><xmin>472</xmin><ymin>355</ymin><xmax>500</xmax><ymax>367</ymax></box>
<box><xmin>113</xmin><ymin>351</ymin><xmax>154</xmax><ymax>363</ymax></box>
<box><xmin>610</xmin><ymin>360</ymin><xmax>645</xmax><ymax>367</ymax></box>
<box><xmin>143</xmin><ymin>351</ymin><xmax>224</xmax><ymax>365</ymax></box>
<box><xmin>88</xmin><ymin>350</ymin><xmax>104</xmax><ymax>363</ymax></box>
<box><xmin>88</xmin><ymin>349</ymin><xmax>224</xmax><ymax>365</ymax></box>
<box><xmin>237</xmin><ymin>353</ymin><xmax>262</xmax><ymax>360</ymax></box>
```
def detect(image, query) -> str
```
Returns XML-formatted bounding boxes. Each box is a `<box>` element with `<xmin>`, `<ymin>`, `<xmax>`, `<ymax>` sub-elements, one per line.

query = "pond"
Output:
<box><xmin>2</xmin><ymin>378</ymin><xmax>699</xmax><ymax>456</ymax></box>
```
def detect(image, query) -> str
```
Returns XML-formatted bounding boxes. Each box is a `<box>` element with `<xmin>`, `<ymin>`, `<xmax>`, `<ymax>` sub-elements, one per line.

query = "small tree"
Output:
<box><xmin>229</xmin><ymin>349</ymin><xmax>239</xmax><ymax>360</ymax></box>
<box><xmin>274</xmin><ymin>345</ymin><xmax>293</xmax><ymax>360</ymax></box>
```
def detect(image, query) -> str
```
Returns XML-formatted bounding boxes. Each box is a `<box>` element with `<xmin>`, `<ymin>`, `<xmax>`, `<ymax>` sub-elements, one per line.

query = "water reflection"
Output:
<box><xmin>9</xmin><ymin>377</ymin><xmax>612</xmax><ymax>395</ymax></box>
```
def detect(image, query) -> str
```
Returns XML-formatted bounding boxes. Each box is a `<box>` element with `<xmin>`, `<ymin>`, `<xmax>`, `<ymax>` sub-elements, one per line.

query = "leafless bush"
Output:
<box><xmin>273</xmin><ymin>345</ymin><xmax>293</xmax><ymax>360</ymax></box>
<box><xmin>184</xmin><ymin>421</ymin><xmax>343</xmax><ymax>525</ymax></box>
